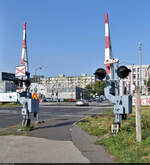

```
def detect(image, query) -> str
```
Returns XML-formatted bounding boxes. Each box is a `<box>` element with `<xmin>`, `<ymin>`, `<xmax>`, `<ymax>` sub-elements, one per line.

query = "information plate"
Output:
<box><xmin>2</xmin><ymin>72</ymin><xmax>15</xmax><ymax>81</ymax></box>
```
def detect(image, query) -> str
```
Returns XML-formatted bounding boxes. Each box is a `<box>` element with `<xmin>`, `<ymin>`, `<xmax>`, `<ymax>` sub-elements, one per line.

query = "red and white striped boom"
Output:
<box><xmin>21</xmin><ymin>22</ymin><xmax>29</xmax><ymax>72</ymax></box>
<box><xmin>105</xmin><ymin>13</ymin><xmax>112</xmax><ymax>61</ymax></box>
<box><xmin>104</xmin><ymin>13</ymin><xmax>118</xmax><ymax>79</ymax></box>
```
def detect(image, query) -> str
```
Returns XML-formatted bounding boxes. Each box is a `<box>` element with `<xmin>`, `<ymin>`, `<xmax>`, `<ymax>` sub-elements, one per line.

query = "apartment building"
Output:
<box><xmin>31</xmin><ymin>73</ymin><xmax>94</xmax><ymax>99</ymax></box>
<box><xmin>119</xmin><ymin>65</ymin><xmax>150</xmax><ymax>96</ymax></box>
<box><xmin>38</xmin><ymin>73</ymin><xmax>95</xmax><ymax>88</ymax></box>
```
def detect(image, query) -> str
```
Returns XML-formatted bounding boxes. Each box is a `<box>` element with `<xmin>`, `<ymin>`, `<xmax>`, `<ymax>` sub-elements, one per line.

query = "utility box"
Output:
<box><xmin>28</xmin><ymin>99</ymin><xmax>39</xmax><ymax>113</ymax></box>
<box><xmin>21</xmin><ymin>108</ymin><xmax>27</xmax><ymax>115</ymax></box>
<box><xmin>122</xmin><ymin>95</ymin><xmax>132</xmax><ymax>114</ymax></box>
<box><xmin>114</xmin><ymin>95</ymin><xmax>132</xmax><ymax>115</ymax></box>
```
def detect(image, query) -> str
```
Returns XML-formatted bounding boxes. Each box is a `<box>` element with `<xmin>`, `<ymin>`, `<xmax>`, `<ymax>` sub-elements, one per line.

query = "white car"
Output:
<box><xmin>76</xmin><ymin>100</ymin><xmax>89</xmax><ymax>106</ymax></box>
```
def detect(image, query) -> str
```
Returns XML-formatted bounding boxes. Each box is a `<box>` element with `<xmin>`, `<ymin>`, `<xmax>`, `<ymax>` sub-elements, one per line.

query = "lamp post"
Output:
<box><xmin>34</xmin><ymin>65</ymin><xmax>47</xmax><ymax>122</ymax></box>
<box><xmin>34</xmin><ymin>66</ymin><xmax>42</xmax><ymax>94</ymax></box>
<box><xmin>34</xmin><ymin>65</ymin><xmax>48</xmax><ymax>92</ymax></box>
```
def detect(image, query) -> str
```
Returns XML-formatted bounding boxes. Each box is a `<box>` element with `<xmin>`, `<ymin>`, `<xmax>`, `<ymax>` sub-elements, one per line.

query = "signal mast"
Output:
<box><xmin>94</xmin><ymin>14</ymin><xmax>132</xmax><ymax>133</ymax></box>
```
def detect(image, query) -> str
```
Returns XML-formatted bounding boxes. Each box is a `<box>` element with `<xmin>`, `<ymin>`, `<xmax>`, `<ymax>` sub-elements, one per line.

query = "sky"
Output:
<box><xmin>0</xmin><ymin>0</ymin><xmax>150</xmax><ymax>77</ymax></box>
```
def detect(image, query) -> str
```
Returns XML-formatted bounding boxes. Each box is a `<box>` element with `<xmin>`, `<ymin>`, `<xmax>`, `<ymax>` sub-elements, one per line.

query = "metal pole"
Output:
<box><xmin>34</xmin><ymin>68</ymin><xmax>38</xmax><ymax>93</ymax></box>
<box><xmin>34</xmin><ymin>66</ymin><xmax>43</xmax><ymax>92</ymax></box>
<box><xmin>34</xmin><ymin>66</ymin><xmax>43</xmax><ymax>122</ymax></box>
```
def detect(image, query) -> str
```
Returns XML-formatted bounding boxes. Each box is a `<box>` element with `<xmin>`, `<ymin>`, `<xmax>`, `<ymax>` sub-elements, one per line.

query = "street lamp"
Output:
<box><xmin>33</xmin><ymin>65</ymin><xmax>48</xmax><ymax>122</ymax></box>
<box><xmin>34</xmin><ymin>65</ymin><xmax>48</xmax><ymax>92</ymax></box>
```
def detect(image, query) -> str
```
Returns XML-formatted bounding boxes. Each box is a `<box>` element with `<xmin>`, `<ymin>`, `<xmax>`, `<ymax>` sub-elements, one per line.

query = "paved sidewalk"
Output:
<box><xmin>0</xmin><ymin>135</ymin><xmax>89</xmax><ymax>163</ymax></box>
<box><xmin>70</xmin><ymin>124</ymin><xmax>116</xmax><ymax>163</ymax></box>
<box><xmin>0</xmin><ymin>116</ymin><xmax>116</xmax><ymax>163</ymax></box>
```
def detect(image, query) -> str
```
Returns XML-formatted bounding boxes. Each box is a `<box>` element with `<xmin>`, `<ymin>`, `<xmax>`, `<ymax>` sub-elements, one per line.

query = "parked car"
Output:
<box><xmin>87</xmin><ymin>98</ymin><xmax>93</xmax><ymax>102</ymax></box>
<box><xmin>100</xmin><ymin>95</ymin><xmax>106</xmax><ymax>101</ymax></box>
<box><xmin>96</xmin><ymin>98</ymin><xmax>102</xmax><ymax>103</ymax></box>
<box><xmin>42</xmin><ymin>98</ymin><xmax>48</xmax><ymax>102</ymax></box>
<box><xmin>76</xmin><ymin>100</ymin><xmax>89</xmax><ymax>106</ymax></box>
<box><xmin>46</xmin><ymin>98</ymin><xmax>53</xmax><ymax>102</ymax></box>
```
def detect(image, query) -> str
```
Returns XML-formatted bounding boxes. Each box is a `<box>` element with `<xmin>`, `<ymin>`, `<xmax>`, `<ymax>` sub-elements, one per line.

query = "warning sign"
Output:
<box><xmin>15</xmin><ymin>66</ymin><xmax>26</xmax><ymax>77</ymax></box>
<box><xmin>32</xmin><ymin>92</ymin><xmax>39</xmax><ymax>100</ymax></box>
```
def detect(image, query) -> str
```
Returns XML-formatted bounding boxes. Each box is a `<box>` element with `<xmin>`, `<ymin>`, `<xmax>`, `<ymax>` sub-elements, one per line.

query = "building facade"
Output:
<box><xmin>31</xmin><ymin>73</ymin><xmax>94</xmax><ymax>100</ymax></box>
<box><xmin>119</xmin><ymin>65</ymin><xmax>150</xmax><ymax>96</ymax></box>
<box><xmin>0</xmin><ymin>81</ymin><xmax>16</xmax><ymax>93</ymax></box>
<box><xmin>37</xmin><ymin>73</ymin><xmax>95</xmax><ymax>88</ymax></box>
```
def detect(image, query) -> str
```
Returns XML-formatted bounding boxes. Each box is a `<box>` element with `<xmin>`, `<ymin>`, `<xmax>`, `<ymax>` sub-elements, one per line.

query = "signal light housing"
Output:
<box><xmin>117</xmin><ymin>66</ymin><xmax>131</xmax><ymax>79</ymax></box>
<box><xmin>25</xmin><ymin>78</ymin><xmax>31</xmax><ymax>87</ymax></box>
<box><xmin>94</xmin><ymin>68</ymin><xmax>106</xmax><ymax>80</ymax></box>
<box><xmin>14</xmin><ymin>79</ymin><xmax>19</xmax><ymax>86</ymax></box>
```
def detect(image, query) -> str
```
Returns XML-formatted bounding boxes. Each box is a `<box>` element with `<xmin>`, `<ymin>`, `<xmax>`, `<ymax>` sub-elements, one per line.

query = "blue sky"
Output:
<box><xmin>0</xmin><ymin>0</ymin><xmax>150</xmax><ymax>77</ymax></box>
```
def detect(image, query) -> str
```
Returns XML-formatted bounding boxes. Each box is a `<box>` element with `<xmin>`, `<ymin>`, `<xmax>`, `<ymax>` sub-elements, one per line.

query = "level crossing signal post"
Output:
<box><xmin>2</xmin><ymin>70</ymin><xmax>39</xmax><ymax>128</ymax></box>
<box><xmin>94</xmin><ymin>62</ymin><xmax>132</xmax><ymax>133</ymax></box>
<box><xmin>94</xmin><ymin>13</ymin><xmax>133</xmax><ymax>133</ymax></box>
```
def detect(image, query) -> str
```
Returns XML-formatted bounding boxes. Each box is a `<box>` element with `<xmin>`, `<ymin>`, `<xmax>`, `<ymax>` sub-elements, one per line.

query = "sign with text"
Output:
<box><xmin>2</xmin><ymin>72</ymin><xmax>15</xmax><ymax>81</ymax></box>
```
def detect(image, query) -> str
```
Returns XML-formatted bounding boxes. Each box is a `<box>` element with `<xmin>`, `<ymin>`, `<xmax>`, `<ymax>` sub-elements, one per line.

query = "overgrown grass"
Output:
<box><xmin>0</xmin><ymin>102</ymin><xmax>21</xmax><ymax>108</ymax></box>
<box><xmin>0</xmin><ymin>124</ymin><xmax>34</xmax><ymax>136</ymax></box>
<box><xmin>78</xmin><ymin>106</ymin><xmax>150</xmax><ymax>163</ymax></box>
<box><xmin>78</xmin><ymin>109</ymin><xmax>114</xmax><ymax>136</ymax></box>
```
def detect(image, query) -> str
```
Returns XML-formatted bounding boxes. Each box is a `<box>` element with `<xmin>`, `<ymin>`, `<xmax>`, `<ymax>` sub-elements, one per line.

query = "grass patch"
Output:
<box><xmin>78</xmin><ymin>108</ymin><xmax>113</xmax><ymax>136</ymax></box>
<box><xmin>0</xmin><ymin>102</ymin><xmax>21</xmax><ymax>108</ymax></box>
<box><xmin>77</xmin><ymin>106</ymin><xmax>150</xmax><ymax>163</ymax></box>
<box><xmin>0</xmin><ymin>124</ymin><xmax>35</xmax><ymax>136</ymax></box>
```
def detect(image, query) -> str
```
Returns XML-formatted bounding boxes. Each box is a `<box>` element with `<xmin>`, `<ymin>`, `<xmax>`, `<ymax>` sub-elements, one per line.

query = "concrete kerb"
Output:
<box><xmin>69</xmin><ymin>114</ymin><xmax>116</xmax><ymax>163</ymax></box>
<box><xmin>70</xmin><ymin>116</ymin><xmax>88</xmax><ymax>130</ymax></box>
<box><xmin>70</xmin><ymin>111</ymin><xmax>102</xmax><ymax>131</ymax></box>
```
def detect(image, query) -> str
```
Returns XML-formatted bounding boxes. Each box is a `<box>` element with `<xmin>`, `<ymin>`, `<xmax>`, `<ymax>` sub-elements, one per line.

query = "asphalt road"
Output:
<box><xmin>0</xmin><ymin>101</ymin><xmax>113</xmax><ymax>141</ymax></box>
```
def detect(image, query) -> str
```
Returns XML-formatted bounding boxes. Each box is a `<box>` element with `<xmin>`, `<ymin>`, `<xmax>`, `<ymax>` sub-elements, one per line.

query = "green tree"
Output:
<box><xmin>147</xmin><ymin>78</ymin><xmax>150</xmax><ymax>87</ymax></box>
<box><xmin>94</xmin><ymin>80</ymin><xmax>106</xmax><ymax>96</ymax></box>
<box><xmin>85</xmin><ymin>83</ymin><xmax>95</xmax><ymax>97</ymax></box>
<box><xmin>85</xmin><ymin>80</ymin><xmax>106</xmax><ymax>97</ymax></box>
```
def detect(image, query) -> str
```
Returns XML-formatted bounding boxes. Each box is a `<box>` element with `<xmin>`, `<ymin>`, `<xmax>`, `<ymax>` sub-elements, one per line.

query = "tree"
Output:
<box><xmin>94</xmin><ymin>80</ymin><xmax>106</xmax><ymax>96</ymax></box>
<box><xmin>147</xmin><ymin>78</ymin><xmax>150</xmax><ymax>87</ymax></box>
<box><xmin>85</xmin><ymin>84</ymin><xmax>95</xmax><ymax>97</ymax></box>
<box><xmin>39</xmin><ymin>93</ymin><xmax>45</xmax><ymax>100</ymax></box>
<box><xmin>145</xmin><ymin>78</ymin><xmax>150</xmax><ymax>95</ymax></box>
<box><xmin>85</xmin><ymin>80</ymin><xmax>106</xmax><ymax>97</ymax></box>
<box><xmin>144</xmin><ymin>65</ymin><xmax>150</xmax><ymax>95</ymax></box>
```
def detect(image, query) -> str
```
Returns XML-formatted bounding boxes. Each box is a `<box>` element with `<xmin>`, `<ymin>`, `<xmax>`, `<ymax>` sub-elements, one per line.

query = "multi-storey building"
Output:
<box><xmin>0</xmin><ymin>81</ymin><xmax>16</xmax><ymax>93</ymax></box>
<box><xmin>38</xmin><ymin>73</ymin><xmax>95</xmax><ymax>88</ymax></box>
<box><xmin>0</xmin><ymin>72</ymin><xmax>16</xmax><ymax>93</ymax></box>
<box><xmin>31</xmin><ymin>73</ymin><xmax>95</xmax><ymax>99</ymax></box>
<box><xmin>119</xmin><ymin>65</ymin><xmax>150</xmax><ymax>96</ymax></box>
